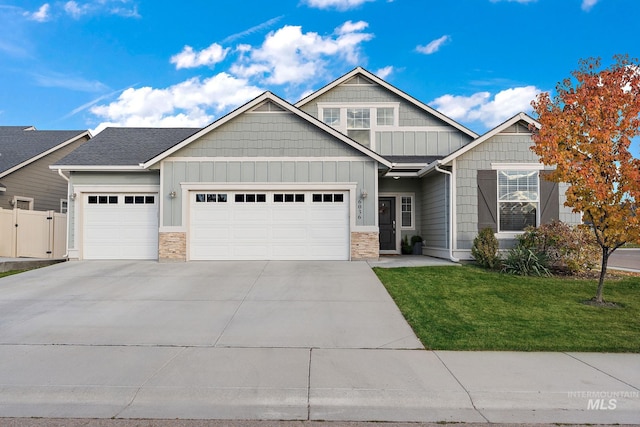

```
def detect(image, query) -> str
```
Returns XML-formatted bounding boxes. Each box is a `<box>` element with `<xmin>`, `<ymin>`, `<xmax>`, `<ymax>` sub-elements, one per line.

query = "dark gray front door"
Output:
<box><xmin>379</xmin><ymin>197</ymin><xmax>395</xmax><ymax>251</ymax></box>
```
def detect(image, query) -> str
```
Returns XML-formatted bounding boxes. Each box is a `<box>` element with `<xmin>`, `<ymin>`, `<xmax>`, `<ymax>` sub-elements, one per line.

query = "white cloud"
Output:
<box><xmin>431</xmin><ymin>86</ymin><xmax>541</xmax><ymax>128</ymax></box>
<box><xmin>31</xmin><ymin>70</ymin><xmax>108</xmax><ymax>92</ymax></box>
<box><xmin>222</xmin><ymin>16</ymin><xmax>283</xmax><ymax>44</ymax></box>
<box><xmin>581</xmin><ymin>0</ymin><xmax>598</xmax><ymax>11</ymax></box>
<box><xmin>24</xmin><ymin>3</ymin><xmax>50</xmax><ymax>22</ymax></box>
<box><xmin>416</xmin><ymin>35</ymin><xmax>450</xmax><ymax>55</ymax></box>
<box><xmin>64</xmin><ymin>1</ymin><xmax>88</xmax><ymax>19</ymax></box>
<box><xmin>303</xmin><ymin>0</ymin><xmax>374</xmax><ymax>11</ymax></box>
<box><xmin>170</xmin><ymin>43</ymin><xmax>229</xmax><ymax>69</ymax></box>
<box><xmin>90</xmin><ymin>73</ymin><xmax>263</xmax><ymax>131</ymax></box>
<box><xmin>375</xmin><ymin>66</ymin><xmax>393</xmax><ymax>80</ymax></box>
<box><xmin>231</xmin><ymin>21</ymin><xmax>373</xmax><ymax>85</ymax></box>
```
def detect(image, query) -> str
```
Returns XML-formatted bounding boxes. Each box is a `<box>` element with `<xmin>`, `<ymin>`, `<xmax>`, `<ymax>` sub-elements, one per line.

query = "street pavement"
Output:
<box><xmin>0</xmin><ymin>260</ymin><xmax>638</xmax><ymax>424</ymax></box>
<box><xmin>609</xmin><ymin>248</ymin><xmax>640</xmax><ymax>272</ymax></box>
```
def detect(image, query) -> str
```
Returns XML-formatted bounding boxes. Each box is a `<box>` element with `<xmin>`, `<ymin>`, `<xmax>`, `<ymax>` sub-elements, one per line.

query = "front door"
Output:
<box><xmin>378</xmin><ymin>197</ymin><xmax>396</xmax><ymax>251</ymax></box>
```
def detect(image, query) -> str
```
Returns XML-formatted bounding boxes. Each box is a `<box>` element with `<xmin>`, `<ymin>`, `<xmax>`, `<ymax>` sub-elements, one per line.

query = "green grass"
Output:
<box><xmin>374</xmin><ymin>265</ymin><xmax>640</xmax><ymax>352</ymax></box>
<box><xmin>0</xmin><ymin>270</ymin><xmax>25</xmax><ymax>279</ymax></box>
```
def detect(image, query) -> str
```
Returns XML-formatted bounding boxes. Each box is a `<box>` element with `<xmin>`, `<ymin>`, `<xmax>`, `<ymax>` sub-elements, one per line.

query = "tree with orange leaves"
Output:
<box><xmin>531</xmin><ymin>55</ymin><xmax>640</xmax><ymax>304</ymax></box>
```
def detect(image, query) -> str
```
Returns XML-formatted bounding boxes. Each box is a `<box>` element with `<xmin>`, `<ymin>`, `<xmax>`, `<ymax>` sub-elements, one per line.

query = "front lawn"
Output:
<box><xmin>374</xmin><ymin>265</ymin><xmax>640</xmax><ymax>352</ymax></box>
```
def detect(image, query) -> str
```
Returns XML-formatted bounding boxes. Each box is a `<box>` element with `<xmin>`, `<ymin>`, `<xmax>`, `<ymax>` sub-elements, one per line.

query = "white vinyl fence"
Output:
<box><xmin>0</xmin><ymin>208</ymin><xmax>66</xmax><ymax>258</ymax></box>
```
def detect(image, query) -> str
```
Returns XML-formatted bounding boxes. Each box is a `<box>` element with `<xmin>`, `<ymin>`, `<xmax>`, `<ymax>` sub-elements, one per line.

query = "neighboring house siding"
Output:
<box><xmin>68</xmin><ymin>171</ymin><xmax>160</xmax><ymax>248</ymax></box>
<box><xmin>454</xmin><ymin>133</ymin><xmax>542</xmax><ymax>250</ymax></box>
<box><xmin>1</xmin><ymin>135</ymin><xmax>89</xmax><ymax>211</ymax></box>
<box><xmin>420</xmin><ymin>173</ymin><xmax>448</xmax><ymax>249</ymax></box>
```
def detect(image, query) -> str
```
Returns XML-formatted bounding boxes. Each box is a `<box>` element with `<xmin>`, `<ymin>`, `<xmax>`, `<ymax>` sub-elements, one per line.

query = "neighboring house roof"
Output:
<box><xmin>295</xmin><ymin>67</ymin><xmax>479</xmax><ymax>140</ymax></box>
<box><xmin>140</xmin><ymin>91</ymin><xmax>393</xmax><ymax>169</ymax></box>
<box><xmin>418</xmin><ymin>112</ymin><xmax>540</xmax><ymax>177</ymax></box>
<box><xmin>53</xmin><ymin>127</ymin><xmax>201</xmax><ymax>170</ymax></box>
<box><xmin>0</xmin><ymin>126</ymin><xmax>90</xmax><ymax>178</ymax></box>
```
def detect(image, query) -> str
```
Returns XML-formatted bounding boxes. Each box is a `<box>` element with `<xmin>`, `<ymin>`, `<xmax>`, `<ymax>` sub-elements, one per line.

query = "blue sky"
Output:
<box><xmin>1</xmin><ymin>0</ymin><xmax>639</xmax><ymax>156</ymax></box>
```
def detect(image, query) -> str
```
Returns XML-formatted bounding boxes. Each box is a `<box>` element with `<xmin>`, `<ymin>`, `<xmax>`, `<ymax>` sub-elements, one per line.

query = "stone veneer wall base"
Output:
<box><xmin>351</xmin><ymin>231</ymin><xmax>379</xmax><ymax>260</ymax></box>
<box><xmin>159</xmin><ymin>232</ymin><xmax>186</xmax><ymax>262</ymax></box>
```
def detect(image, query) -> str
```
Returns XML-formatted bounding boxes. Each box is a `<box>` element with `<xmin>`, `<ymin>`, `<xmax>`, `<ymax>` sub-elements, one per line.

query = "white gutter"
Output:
<box><xmin>434</xmin><ymin>163</ymin><xmax>459</xmax><ymax>262</ymax></box>
<box><xmin>57</xmin><ymin>169</ymin><xmax>71</xmax><ymax>259</ymax></box>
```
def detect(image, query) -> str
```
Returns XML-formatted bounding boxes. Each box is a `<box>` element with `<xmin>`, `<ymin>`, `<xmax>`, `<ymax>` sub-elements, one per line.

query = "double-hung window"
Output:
<box><xmin>498</xmin><ymin>170</ymin><xmax>539</xmax><ymax>232</ymax></box>
<box><xmin>346</xmin><ymin>108</ymin><xmax>371</xmax><ymax>148</ymax></box>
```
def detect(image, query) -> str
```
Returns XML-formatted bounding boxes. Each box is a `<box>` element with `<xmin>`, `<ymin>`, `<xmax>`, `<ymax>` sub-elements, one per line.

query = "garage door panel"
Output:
<box><xmin>190</xmin><ymin>190</ymin><xmax>349</xmax><ymax>260</ymax></box>
<box><xmin>83</xmin><ymin>193</ymin><xmax>158</xmax><ymax>260</ymax></box>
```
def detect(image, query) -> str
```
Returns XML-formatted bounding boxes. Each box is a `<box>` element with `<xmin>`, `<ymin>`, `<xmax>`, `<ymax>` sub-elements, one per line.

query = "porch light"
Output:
<box><xmin>169</xmin><ymin>191</ymin><xmax>177</xmax><ymax>199</ymax></box>
<box><xmin>361</xmin><ymin>189</ymin><xmax>368</xmax><ymax>199</ymax></box>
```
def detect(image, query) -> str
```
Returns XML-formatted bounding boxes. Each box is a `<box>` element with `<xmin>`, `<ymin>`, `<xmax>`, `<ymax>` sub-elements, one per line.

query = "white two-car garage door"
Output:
<box><xmin>190</xmin><ymin>191</ymin><xmax>349</xmax><ymax>260</ymax></box>
<box><xmin>83</xmin><ymin>193</ymin><xmax>159</xmax><ymax>259</ymax></box>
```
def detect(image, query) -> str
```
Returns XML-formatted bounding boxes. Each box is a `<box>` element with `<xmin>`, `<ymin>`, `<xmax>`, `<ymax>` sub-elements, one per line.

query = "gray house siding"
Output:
<box><xmin>162</xmin><ymin>110</ymin><xmax>379</xmax><ymax>228</ymax></box>
<box><xmin>420</xmin><ymin>173</ymin><xmax>449</xmax><ymax>249</ymax></box>
<box><xmin>173</xmin><ymin>113</ymin><xmax>358</xmax><ymax>158</ymax></box>
<box><xmin>2</xmin><ymin>135</ymin><xmax>90</xmax><ymax>212</ymax></box>
<box><xmin>298</xmin><ymin>82</ymin><xmax>472</xmax><ymax>157</ymax></box>
<box><xmin>376</xmin><ymin>131</ymin><xmax>469</xmax><ymax>156</ymax></box>
<box><xmin>454</xmin><ymin>133</ymin><xmax>566</xmax><ymax>251</ymax></box>
<box><xmin>68</xmin><ymin>171</ymin><xmax>160</xmax><ymax>248</ymax></box>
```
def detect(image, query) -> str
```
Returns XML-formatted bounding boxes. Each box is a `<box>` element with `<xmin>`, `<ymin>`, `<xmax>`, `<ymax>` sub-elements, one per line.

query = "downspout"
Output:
<box><xmin>434</xmin><ymin>164</ymin><xmax>459</xmax><ymax>262</ymax></box>
<box><xmin>57</xmin><ymin>169</ymin><xmax>71</xmax><ymax>259</ymax></box>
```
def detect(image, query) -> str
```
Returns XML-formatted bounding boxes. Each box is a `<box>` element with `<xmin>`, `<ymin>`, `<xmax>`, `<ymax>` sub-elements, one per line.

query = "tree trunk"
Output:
<box><xmin>595</xmin><ymin>246</ymin><xmax>610</xmax><ymax>303</ymax></box>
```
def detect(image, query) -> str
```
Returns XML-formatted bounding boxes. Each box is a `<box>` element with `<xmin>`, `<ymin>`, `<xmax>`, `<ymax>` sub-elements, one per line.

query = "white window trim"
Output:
<box><xmin>12</xmin><ymin>196</ymin><xmax>34</xmax><ymax>210</ymax></box>
<box><xmin>496</xmin><ymin>169</ymin><xmax>540</xmax><ymax>236</ymax></box>
<box><xmin>400</xmin><ymin>195</ymin><xmax>415</xmax><ymax>230</ymax></box>
<box><xmin>318</xmin><ymin>102</ymin><xmax>401</xmax><ymax>151</ymax></box>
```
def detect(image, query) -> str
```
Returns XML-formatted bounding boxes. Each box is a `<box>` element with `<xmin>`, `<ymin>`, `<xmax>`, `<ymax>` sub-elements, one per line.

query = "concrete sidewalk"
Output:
<box><xmin>0</xmin><ymin>260</ymin><xmax>638</xmax><ymax>424</ymax></box>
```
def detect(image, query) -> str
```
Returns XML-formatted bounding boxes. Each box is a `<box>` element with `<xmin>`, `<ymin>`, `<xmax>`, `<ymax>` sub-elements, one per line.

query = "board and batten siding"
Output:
<box><xmin>161</xmin><ymin>110</ymin><xmax>379</xmax><ymax>228</ymax></box>
<box><xmin>162</xmin><ymin>159</ymin><xmax>378</xmax><ymax>228</ymax></box>
<box><xmin>376</xmin><ymin>131</ymin><xmax>468</xmax><ymax>156</ymax></box>
<box><xmin>2</xmin><ymin>135</ymin><xmax>90</xmax><ymax>212</ymax></box>
<box><xmin>68</xmin><ymin>171</ymin><xmax>160</xmax><ymax>248</ymax></box>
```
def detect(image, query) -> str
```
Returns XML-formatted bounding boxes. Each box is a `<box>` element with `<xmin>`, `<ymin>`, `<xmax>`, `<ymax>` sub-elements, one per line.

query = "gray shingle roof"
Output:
<box><xmin>55</xmin><ymin>127</ymin><xmax>201</xmax><ymax>167</ymax></box>
<box><xmin>0</xmin><ymin>126</ymin><xmax>88</xmax><ymax>174</ymax></box>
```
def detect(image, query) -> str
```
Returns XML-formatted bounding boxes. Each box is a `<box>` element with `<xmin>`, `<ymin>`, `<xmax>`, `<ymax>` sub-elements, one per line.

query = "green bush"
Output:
<box><xmin>471</xmin><ymin>227</ymin><xmax>500</xmax><ymax>269</ymax></box>
<box><xmin>501</xmin><ymin>246</ymin><xmax>551</xmax><ymax>277</ymax></box>
<box><xmin>401</xmin><ymin>235</ymin><xmax>413</xmax><ymax>254</ymax></box>
<box><xmin>517</xmin><ymin>221</ymin><xmax>599</xmax><ymax>274</ymax></box>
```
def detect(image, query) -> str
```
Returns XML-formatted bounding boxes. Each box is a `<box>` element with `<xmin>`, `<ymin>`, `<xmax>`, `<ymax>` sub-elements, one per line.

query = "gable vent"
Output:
<box><xmin>343</xmin><ymin>75</ymin><xmax>375</xmax><ymax>86</ymax></box>
<box><xmin>252</xmin><ymin>101</ymin><xmax>286</xmax><ymax>112</ymax></box>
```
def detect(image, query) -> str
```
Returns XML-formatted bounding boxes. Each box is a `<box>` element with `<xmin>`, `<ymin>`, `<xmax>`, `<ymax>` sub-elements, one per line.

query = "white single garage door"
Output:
<box><xmin>190</xmin><ymin>191</ymin><xmax>349</xmax><ymax>260</ymax></box>
<box><xmin>83</xmin><ymin>193</ymin><xmax>158</xmax><ymax>259</ymax></box>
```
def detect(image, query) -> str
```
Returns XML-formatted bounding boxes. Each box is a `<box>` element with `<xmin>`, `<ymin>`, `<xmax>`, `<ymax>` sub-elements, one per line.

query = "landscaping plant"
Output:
<box><xmin>471</xmin><ymin>227</ymin><xmax>500</xmax><ymax>269</ymax></box>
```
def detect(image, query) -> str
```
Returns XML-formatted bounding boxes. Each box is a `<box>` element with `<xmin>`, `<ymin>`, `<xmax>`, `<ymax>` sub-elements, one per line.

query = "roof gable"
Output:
<box><xmin>142</xmin><ymin>91</ymin><xmax>392</xmax><ymax>168</ymax></box>
<box><xmin>295</xmin><ymin>67</ymin><xmax>479</xmax><ymax>139</ymax></box>
<box><xmin>418</xmin><ymin>112</ymin><xmax>540</xmax><ymax>177</ymax></box>
<box><xmin>0</xmin><ymin>127</ymin><xmax>90</xmax><ymax>177</ymax></box>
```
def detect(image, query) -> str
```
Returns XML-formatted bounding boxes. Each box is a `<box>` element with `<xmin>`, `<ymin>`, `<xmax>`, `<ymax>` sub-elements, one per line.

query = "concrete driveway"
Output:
<box><xmin>1</xmin><ymin>260</ymin><xmax>639</xmax><ymax>424</ymax></box>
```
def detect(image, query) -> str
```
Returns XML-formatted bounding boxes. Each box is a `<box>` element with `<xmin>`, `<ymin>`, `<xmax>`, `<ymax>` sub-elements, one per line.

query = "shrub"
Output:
<box><xmin>411</xmin><ymin>235</ymin><xmax>423</xmax><ymax>246</ymax></box>
<box><xmin>501</xmin><ymin>246</ymin><xmax>551</xmax><ymax>277</ymax></box>
<box><xmin>472</xmin><ymin>227</ymin><xmax>500</xmax><ymax>269</ymax></box>
<box><xmin>517</xmin><ymin>221</ymin><xmax>599</xmax><ymax>274</ymax></box>
<box><xmin>401</xmin><ymin>235</ymin><xmax>413</xmax><ymax>254</ymax></box>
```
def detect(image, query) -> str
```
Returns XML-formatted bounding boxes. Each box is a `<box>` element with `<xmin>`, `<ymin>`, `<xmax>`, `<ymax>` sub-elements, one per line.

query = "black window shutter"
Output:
<box><xmin>477</xmin><ymin>170</ymin><xmax>497</xmax><ymax>232</ymax></box>
<box><xmin>539</xmin><ymin>170</ymin><xmax>559</xmax><ymax>224</ymax></box>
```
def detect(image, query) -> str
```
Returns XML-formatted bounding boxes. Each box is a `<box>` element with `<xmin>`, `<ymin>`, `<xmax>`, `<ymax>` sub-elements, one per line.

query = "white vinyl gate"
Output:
<box><xmin>0</xmin><ymin>208</ymin><xmax>67</xmax><ymax>258</ymax></box>
<box><xmin>189</xmin><ymin>190</ymin><xmax>350</xmax><ymax>260</ymax></box>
